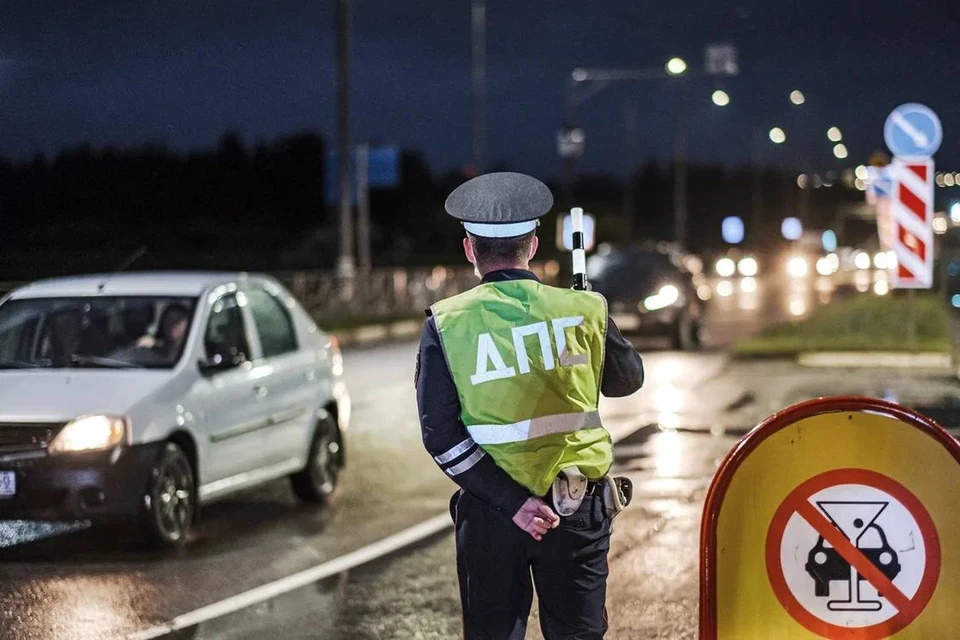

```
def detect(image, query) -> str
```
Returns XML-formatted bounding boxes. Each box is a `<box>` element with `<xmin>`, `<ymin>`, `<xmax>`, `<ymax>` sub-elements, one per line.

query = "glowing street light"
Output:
<box><xmin>712</xmin><ymin>89</ymin><xmax>730</xmax><ymax>106</ymax></box>
<box><xmin>855</xmin><ymin>165</ymin><xmax>869</xmax><ymax>180</ymax></box>
<box><xmin>827</xmin><ymin>127</ymin><xmax>843</xmax><ymax>142</ymax></box>
<box><xmin>833</xmin><ymin>143</ymin><xmax>849</xmax><ymax>159</ymax></box>
<box><xmin>665</xmin><ymin>57</ymin><xmax>688</xmax><ymax>75</ymax></box>
<box><xmin>789</xmin><ymin>90</ymin><xmax>806</xmax><ymax>105</ymax></box>
<box><xmin>769</xmin><ymin>127</ymin><xmax>786</xmax><ymax>144</ymax></box>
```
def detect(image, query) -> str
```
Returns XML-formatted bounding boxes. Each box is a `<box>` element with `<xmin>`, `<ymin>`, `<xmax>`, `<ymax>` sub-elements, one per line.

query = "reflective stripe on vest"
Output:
<box><xmin>466</xmin><ymin>410</ymin><xmax>602</xmax><ymax>445</ymax></box>
<box><xmin>431</xmin><ymin>279</ymin><xmax>611</xmax><ymax>497</ymax></box>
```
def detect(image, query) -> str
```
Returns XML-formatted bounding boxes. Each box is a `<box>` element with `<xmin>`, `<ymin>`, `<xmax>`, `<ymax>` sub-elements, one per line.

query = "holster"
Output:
<box><xmin>601</xmin><ymin>475</ymin><xmax>633</xmax><ymax>520</ymax></box>
<box><xmin>551</xmin><ymin>466</ymin><xmax>589</xmax><ymax>516</ymax></box>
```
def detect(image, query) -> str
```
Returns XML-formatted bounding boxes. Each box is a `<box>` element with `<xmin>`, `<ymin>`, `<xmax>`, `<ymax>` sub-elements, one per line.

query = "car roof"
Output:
<box><xmin>6</xmin><ymin>271</ymin><xmax>275</xmax><ymax>299</ymax></box>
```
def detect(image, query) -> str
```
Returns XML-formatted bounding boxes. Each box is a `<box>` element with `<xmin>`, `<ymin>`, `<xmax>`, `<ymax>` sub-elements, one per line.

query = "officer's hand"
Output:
<box><xmin>512</xmin><ymin>497</ymin><xmax>560</xmax><ymax>541</ymax></box>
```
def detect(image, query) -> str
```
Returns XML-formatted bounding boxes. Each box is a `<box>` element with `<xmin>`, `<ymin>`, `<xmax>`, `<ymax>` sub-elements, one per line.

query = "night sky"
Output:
<box><xmin>1</xmin><ymin>0</ymin><xmax>957</xmax><ymax>180</ymax></box>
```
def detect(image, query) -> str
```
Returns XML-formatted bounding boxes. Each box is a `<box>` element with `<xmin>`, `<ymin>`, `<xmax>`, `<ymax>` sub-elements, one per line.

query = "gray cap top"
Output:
<box><xmin>444</xmin><ymin>172</ymin><xmax>553</xmax><ymax>238</ymax></box>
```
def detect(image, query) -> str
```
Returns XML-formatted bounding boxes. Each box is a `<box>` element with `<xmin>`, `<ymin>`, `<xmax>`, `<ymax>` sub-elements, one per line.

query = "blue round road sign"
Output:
<box><xmin>884</xmin><ymin>103</ymin><xmax>942</xmax><ymax>159</ymax></box>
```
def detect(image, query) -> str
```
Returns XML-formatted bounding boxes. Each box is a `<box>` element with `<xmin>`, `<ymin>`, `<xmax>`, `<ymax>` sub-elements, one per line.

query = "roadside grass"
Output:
<box><xmin>734</xmin><ymin>293</ymin><xmax>951</xmax><ymax>357</ymax></box>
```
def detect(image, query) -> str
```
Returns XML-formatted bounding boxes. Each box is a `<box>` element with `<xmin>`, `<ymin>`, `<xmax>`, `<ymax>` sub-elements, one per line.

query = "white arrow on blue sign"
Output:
<box><xmin>883</xmin><ymin>103</ymin><xmax>942</xmax><ymax>159</ymax></box>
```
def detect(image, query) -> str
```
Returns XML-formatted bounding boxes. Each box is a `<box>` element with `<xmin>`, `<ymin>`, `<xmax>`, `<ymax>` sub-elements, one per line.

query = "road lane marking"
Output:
<box><xmin>126</xmin><ymin>514</ymin><xmax>452</xmax><ymax>639</ymax></box>
<box><xmin>126</xmin><ymin>421</ymin><xmax>644</xmax><ymax>639</ymax></box>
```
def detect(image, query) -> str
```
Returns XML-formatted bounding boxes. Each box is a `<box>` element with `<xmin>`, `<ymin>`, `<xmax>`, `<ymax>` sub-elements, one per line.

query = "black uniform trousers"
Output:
<box><xmin>451</xmin><ymin>488</ymin><xmax>611</xmax><ymax>640</ymax></box>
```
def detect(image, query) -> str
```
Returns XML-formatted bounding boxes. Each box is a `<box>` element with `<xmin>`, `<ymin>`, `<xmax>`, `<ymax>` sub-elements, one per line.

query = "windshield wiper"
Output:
<box><xmin>69</xmin><ymin>354</ymin><xmax>144</xmax><ymax>369</ymax></box>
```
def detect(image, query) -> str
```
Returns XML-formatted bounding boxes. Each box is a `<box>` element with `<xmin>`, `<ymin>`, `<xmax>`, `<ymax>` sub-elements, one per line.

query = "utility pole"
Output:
<box><xmin>335</xmin><ymin>0</ymin><xmax>355</xmax><ymax>278</ymax></box>
<box><xmin>356</xmin><ymin>144</ymin><xmax>371</xmax><ymax>273</ymax></box>
<box><xmin>471</xmin><ymin>0</ymin><xmax>486</xmax><ymax>174</ymax></box>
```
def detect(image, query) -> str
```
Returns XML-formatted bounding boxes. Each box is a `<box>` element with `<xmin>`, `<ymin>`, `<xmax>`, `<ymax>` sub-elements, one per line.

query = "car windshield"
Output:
<box><xmin>588</xmin><ymin>249</ymin><xmax>680</xmax><ymax>299</ymax></box>
<box><xmin>0</xmin><ymin>295</ymin><xmax>199</xmax><ymax>370</ymax></box>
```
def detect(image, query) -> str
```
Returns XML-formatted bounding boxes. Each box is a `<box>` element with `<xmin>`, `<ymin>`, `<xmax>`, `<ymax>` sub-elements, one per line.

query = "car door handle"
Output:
<box><xmin>254</xmin><ymin>384</ymin><xmax>268</xmax><ymax>398</ymax></box>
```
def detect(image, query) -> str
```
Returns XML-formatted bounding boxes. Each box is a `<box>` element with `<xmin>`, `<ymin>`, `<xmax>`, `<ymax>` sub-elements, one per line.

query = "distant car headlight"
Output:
<box><xmin>737</xmin><ymin>257</ymin><xmax>759</xmax><ymax>277</ymax></box>
<box><xmin>48</xmin><ymin>415</ymin><xmax>127</xmax><ymax>454</ymax></box>
<box><xmin>854</xmin><ymin>251</ymin><xmax>871</xmax><ymax>270</ymax></box>
<box><xmin>715</xmin><ymin>258</ymin><xmax>736</xmax><ymax>277</ymax></box>
<box><xmin>642</xmin><ymin>284</ymin><xmax>681</xmax><ymax>311</ymax></box>
<box><xmin>787</xmin><ymin>256</ymin><xmax>809</xmax><ymax>278</ymax></box>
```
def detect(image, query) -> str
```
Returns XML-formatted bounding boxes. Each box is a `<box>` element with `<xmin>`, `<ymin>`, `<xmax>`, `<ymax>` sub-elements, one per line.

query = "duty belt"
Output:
<box><xmin>550</xmin><ymin>467</ymin><xmax>633</xmax><ymax>520</ymax></box>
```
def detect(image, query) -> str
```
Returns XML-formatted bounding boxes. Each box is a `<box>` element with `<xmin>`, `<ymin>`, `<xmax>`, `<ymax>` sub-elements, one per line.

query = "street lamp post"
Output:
<box><xmin>561</xmin><ymin>61</ymin><xmax>688</xmax><ymax>243</ymax></box>
<box><xmin>559</xmin><ymin>46</ymin><xmax>737</xmax><ymax>251</ymax></box>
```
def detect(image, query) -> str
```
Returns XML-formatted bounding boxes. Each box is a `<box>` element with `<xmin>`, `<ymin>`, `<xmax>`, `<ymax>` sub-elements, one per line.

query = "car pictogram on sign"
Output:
<box><xmin>804</xmin><ymin>502</ymin><xmax>902</xmax><ymax>608</ymax></box>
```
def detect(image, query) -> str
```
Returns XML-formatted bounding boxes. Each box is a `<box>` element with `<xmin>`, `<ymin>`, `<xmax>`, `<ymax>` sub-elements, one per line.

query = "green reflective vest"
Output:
<box><xmin>431</xmin><ymin>278</ymin><xmax>611</xmax><ymax>497</ymax></box>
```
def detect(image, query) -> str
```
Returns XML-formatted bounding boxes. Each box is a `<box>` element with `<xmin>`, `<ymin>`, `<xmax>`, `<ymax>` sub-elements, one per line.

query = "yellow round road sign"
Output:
<box><xmin>699</xmin><ymin>396</ymin><xmax>960</xmax><ymax>639</ymax></box>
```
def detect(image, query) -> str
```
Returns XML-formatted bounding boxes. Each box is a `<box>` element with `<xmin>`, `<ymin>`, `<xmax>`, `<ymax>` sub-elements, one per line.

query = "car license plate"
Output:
<box><xmin>0</xmin><ymin>471</ymin><xmax>15</xmax><ymax>497</ymax></box>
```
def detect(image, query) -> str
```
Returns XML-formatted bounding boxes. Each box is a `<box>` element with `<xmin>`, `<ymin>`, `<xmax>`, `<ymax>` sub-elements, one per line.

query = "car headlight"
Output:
<box><xmin>715</xmin><ymin>258</ymin><xmax>736</xmax><ymax>277</ymax></box>
<box><xmin>642</xmin><ymin>284</ymin><xmax>681</xmax><ymax>312</ymax></box>
<box><xmin>48</xmin><ymin>415</ymin><xmax>127</xmax><ymax>454</ymax></box>
<box><xmin>737</xmin><ymin>257</ymin><xmax>759</xmax><ymax>277</ymax></box>
<box><xmin>787</xmin><ymin>256</ymin><xmax>809</xmax><ymax>278</ymax></box>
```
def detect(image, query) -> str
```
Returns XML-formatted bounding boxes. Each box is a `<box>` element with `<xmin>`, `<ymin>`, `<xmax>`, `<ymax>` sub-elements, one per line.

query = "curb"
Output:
<box><xmin>796</xmin><ymin>351</ymin><xmax>951</xmax><ymax>369</ymax></box>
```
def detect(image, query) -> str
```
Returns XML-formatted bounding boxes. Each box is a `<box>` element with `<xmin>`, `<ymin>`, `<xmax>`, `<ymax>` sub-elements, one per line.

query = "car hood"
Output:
<box><xmin>0</xmin><ymin>370</ymin><xmax>173</xmax><ymax>422</ymax></box>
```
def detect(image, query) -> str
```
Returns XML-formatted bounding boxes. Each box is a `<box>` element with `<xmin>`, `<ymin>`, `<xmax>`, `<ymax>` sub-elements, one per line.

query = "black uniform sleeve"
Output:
<box><xmin>601</xmin><ymin>316</ymin><xmax>644</xmax><ymax>397</ymax></box>
<box><xmin>416</xmin><ymin>317</ymin><xmax>531</xmax><ymax>517</ymax></box>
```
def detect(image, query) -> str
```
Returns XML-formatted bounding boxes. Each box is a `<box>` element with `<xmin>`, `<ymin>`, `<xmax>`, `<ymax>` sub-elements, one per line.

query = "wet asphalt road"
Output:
<box><xmin>0</xmin><ymin>276</ymin><xmax>862</xmax><ymax>639</ymax></box>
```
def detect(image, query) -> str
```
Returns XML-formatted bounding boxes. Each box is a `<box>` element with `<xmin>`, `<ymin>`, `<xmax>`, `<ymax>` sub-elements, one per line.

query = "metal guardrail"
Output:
<box><xmin>0</xmin><ymin>263</ymin><xmax>563</xmax><ymax>324</ymax></box>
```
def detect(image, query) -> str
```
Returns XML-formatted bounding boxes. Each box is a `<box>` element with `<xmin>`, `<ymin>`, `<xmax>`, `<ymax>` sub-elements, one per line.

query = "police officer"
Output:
<box><xmin>415</xmin><ymin>172</ymin><xmax>644</xmax><ymax>639</ymax></box>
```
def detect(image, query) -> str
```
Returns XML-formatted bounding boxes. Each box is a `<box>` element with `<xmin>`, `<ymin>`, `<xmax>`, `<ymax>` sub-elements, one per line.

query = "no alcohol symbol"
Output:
<box><xmin>766</xmin><ymin>469</ymin><xmax>941</xmax><ymax>639</ymax></box>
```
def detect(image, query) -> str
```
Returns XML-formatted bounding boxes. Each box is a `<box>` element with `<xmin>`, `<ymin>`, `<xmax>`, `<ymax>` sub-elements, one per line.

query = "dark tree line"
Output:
<box><xmin>0</xmin><ymin>130</ymin><xmax>861</xmax><ymax>278</ymax></box>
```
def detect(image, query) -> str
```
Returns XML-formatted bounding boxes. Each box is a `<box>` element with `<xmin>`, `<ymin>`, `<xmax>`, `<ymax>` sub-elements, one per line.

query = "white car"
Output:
<box><xmin>0</xmin><ymin>271</ymin><xmax>350</xmax><ymax>548</ymax></box>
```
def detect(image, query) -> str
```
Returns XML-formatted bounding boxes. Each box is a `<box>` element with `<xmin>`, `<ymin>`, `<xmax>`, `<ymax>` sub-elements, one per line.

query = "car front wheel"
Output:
<box><xmin>138</xmin><ymin>441</ymin><xmax>196</xmax><ymax>549</ymax></box>
<box><xmin>290</xmin><ymin>414</ymin><xmax>342</xmax><ymax>504</ymax></box>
